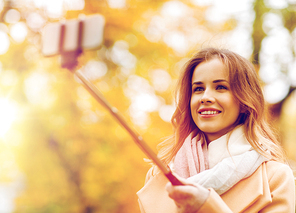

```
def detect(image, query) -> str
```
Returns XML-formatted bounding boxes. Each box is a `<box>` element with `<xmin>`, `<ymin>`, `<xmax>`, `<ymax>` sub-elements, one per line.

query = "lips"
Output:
<box><xmin>198</xmin><ymin>108</ymin><xmax>221</xmax><ymax>115</ymax></box>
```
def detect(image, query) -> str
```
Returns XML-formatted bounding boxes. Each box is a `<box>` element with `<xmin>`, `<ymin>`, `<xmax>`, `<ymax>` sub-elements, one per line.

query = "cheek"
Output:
<box><xmin>221</xmin><ymin>95</ymin><xmax>240</xmax><ymax>115</ymax></box>
<box><xmin>229</xmin><ymin>99</ymin><xmax>241</xmax><ymax>118</ymax></box>
<box><xmin>190</xmin><ymin>96</ymin><xmax>200</xmax><ymax>112</ymax></box>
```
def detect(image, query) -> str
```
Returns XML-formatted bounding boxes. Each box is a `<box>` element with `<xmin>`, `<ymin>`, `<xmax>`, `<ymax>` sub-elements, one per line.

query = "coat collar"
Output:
<box><xmin>221</xmin><ymin>162</ymin><xmax>272</xmax><ymax>212</ymax></box>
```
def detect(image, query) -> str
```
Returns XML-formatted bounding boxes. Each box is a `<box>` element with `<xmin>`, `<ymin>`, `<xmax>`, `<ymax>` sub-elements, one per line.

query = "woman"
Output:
<box><xmin>137</xmin><ymin>48</ymin><xmax>295</xmax><ymax>213</ymax></box>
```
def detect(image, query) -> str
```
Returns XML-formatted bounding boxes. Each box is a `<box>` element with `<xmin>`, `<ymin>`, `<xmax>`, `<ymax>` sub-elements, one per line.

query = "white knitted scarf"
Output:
<box><xmin>174</xmin><ymin>126</ymin><xmax>268</xmax><ymax>195</ymax></box>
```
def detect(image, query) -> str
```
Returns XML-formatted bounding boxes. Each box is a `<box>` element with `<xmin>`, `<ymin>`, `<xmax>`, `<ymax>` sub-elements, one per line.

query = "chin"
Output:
<box><xmin>199</xmin><ymin>126</ymin><xmax>228</xmax><ymax>137</ymax></box>
<box><xmin>198</xmin><ymin>125</ymin><xmax>220</xmax><ymax>133</ymax></box>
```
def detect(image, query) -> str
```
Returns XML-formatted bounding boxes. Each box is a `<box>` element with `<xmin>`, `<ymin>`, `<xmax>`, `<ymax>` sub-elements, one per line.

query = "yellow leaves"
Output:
<box><xmin>0</xmin><ymin>148</ymin><xmax>19</xmax><ymax>183</ymax></box>
<box><xmin>279</xmin><ymin>91</ymin><xmax>296</xmax><ymax>160</ymax></box>
<box><xmin>221</xmin><ymin>18</ymin><xmax>237</xmax><ymax>31</ymax></box>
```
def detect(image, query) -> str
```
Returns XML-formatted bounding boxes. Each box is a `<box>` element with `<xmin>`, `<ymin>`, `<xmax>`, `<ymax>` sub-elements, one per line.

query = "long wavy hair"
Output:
<box><xmin>157</xmin><ymin>48</ymin><xmax>286</xmax><ymax>166</ymax></box>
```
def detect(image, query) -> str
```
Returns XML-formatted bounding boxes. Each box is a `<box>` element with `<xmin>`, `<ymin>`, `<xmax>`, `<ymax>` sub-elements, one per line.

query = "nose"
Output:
<box><xmin>200</xmin><ymin>89</ymin><xmax>215</xmax><ymax>104</ymax></box>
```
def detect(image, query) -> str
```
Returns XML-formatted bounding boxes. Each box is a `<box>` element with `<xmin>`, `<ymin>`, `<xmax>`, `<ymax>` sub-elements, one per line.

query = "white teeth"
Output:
<box><xmin>200</xmin><ymin>111</ymin><xmax>219</xmax><ymax>115</ymax></box>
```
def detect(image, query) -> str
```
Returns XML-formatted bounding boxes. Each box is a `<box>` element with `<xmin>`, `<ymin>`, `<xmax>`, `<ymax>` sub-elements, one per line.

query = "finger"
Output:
<box><xmin>165</xmin><ymin>181</ymin><xmax>173</xmax><ymax>194</ymax></box>
<box><xmin>167</xmin><ymin>184</ymin><xmax>198</xmax><ymax>200</ymax></box>
<box><xmin>170</xmin><ymin>174</ymin><xmax>197</xmax><ymax>186</ymax></box>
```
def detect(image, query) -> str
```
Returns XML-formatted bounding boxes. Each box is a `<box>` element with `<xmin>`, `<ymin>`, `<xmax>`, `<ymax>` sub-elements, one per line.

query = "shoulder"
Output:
<box><xmin>264</xmin><ymin>161</ymin><xmax>295</xmax><ymax>188</ymax></box>
<box><xmin>265</xmin><ymin>161</ymin><xmax>294</xmax><ymax>178</ymax></box>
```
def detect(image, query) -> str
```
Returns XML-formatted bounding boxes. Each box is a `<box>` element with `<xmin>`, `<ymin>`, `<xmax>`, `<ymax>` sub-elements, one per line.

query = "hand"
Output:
<box><xmin>165</xmin><ymin>176</ymin><xmax>210</xmax><ymax>213</ymax></box>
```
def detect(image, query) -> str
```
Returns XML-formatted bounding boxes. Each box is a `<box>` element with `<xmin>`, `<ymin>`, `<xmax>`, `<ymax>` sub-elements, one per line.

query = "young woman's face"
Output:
<box><xmin>190</xmin><ymin>58</ymin><xmax>241</xmax><ymax>142</ymax></box>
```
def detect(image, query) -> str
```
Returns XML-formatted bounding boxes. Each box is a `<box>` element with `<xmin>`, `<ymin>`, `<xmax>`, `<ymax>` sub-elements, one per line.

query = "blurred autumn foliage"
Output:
<box><xmin>0</xmin><ymin>0</ymin><xmax>296</xmax><ymax>213</ymax></box>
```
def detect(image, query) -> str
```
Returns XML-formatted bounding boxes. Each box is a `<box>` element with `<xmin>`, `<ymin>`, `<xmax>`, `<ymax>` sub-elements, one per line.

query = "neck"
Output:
<box><xmin>204</xmin><ymin>125</ymin><xmax>238</xmax><ymax>144</ymax></box>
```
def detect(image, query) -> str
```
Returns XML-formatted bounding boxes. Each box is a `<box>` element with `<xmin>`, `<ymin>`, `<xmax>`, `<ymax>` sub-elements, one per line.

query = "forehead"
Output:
<box><xmin>191</xmin><ymin>58</ymin><xmax>229</xmax><ymax>82</ymax></box>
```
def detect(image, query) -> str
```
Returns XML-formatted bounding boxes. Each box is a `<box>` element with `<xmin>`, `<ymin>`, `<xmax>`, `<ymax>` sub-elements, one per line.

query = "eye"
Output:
<box><xmin>216</xmin><ymin>85</ymin><xmax>228</xmax><ymax>90</ymax></box>
<box><xmin>193</xmin><ymin>87</ymin><xmax>204</xmax><ymax>93</ymax></box>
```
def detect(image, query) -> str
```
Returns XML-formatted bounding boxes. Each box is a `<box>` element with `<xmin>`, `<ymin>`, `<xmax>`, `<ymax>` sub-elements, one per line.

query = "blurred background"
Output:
<box><xmin>0</xmin><ymin>0</ymin><xmax>296</xmax><ymax>212</ymax></box>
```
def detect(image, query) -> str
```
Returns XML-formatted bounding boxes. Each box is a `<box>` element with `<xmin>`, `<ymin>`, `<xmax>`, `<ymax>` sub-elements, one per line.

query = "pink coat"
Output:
<box><xmin>137</xmin><ymin>161</ymin><xmax>295</xmax><ymax>213</ymax></box>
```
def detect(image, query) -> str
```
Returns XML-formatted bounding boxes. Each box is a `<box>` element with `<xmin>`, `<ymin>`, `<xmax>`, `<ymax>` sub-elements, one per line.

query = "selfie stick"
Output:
<box><xmin>75</xmin><ymin>70</ymin><xmax>182</xmax><ymax>185</ymax></box>
<box><xmin>57</xmin><ymin>18</ymin><xmax>182</xmax><ymax>186</ymax></box>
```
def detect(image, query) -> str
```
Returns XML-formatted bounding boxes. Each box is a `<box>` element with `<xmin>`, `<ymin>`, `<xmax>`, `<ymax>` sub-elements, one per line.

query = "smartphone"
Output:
<box><xmin>42</xmin><ymin>14</ymin><xmax>105</xmax><ymax>56</ymax></box>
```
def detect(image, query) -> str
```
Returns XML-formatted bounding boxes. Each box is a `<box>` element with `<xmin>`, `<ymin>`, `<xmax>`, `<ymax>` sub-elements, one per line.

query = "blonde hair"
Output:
<box><xmin>157</xmin><ymin>48</ymin><xmax>286</xmax><ymax>166</ymax></box>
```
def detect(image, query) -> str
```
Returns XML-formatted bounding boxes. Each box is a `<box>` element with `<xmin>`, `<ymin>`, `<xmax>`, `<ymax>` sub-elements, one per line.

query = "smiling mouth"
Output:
<box><xmin>199</xmin><ymin>110</ymin><xmax>221</xmax><ymax>115</ymax></box>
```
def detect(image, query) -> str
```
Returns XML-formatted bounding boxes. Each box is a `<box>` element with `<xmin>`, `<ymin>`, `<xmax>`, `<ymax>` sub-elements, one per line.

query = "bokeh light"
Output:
<box><xmin>110</xmin><ymin>41</ymin><xmax>137</xmax><ymax>70</ymax></box>
<box><xmin>158</xmin><ymin>104</ymin><xmax>175</xmax><ymax>122</ymax></box>
<box><xmin>10</xmin><ymin>22</ymin><xmax>27</xmax><ymax>43</ymax></box>
<box><xmin>0</xmin><ymin>99</ymin><xmax>18</xmax><ymax>138</ymax></box>
<box><xmin>4</xmin><ymin>9</ymin><xmax>20</xmax><ymax>24</ymax></box>
<box><xmin>26</xmin><ymin>12</ymin><xmax>46</xmax><ymax>31</ymax></box>
<box><xmin>23</xmin><ymin>72</ymin><xmax>56</xmax><ymax>108</ymax></box>
<box><xmin>30</xmin><ymin>0</ymin><xmax>85</xmax><ymax>18</ymax></box>
<box><xmin>107</xmin><ymin>0</ymin><xmax>126</xmax><ymax>9</ymax></box>
<box><xmin>149</xmin><ymin>69</ymin><xmax>171</xmax><ymax>93</ymax></box>
<box><xmin>263</xmin><ymin>78</ymin><xmax>290</xmax><ymax>104</ymax></box>
<box><xmin>0</xmin><ymin>31</ymin><xmax>10</xmax><ymax>55</ymax></box>
<box><xmin>83</xmin><ymin>60</ymin><xmax>108</xmax><ymax>81</ymax></box>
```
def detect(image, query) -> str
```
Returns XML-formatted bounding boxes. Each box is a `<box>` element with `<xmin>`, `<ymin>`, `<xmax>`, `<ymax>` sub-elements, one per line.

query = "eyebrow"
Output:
<box><xmin>192</xmin><ymin>79</ymin><xmax>228</xmax><ymax>85</ymax></box>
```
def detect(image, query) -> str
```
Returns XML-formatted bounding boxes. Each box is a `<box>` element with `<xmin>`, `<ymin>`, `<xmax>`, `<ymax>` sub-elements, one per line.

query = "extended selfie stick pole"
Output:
<box><xmin>58</xmin><ymin>19</ymin><xmax>182</xmax><ymax>186</ymax></box>
<box><xmin>75</xmin><ymin>70</ymin><xmax>182</xmax><ymax>186</ymax></box>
